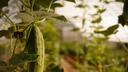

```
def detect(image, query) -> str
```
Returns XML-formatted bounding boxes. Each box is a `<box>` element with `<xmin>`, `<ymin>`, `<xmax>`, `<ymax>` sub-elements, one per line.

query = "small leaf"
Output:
<box><xmin>98</xmin><ymin>9</ymin><xmax>106</xmax><ymax>13</ymax></box>
<box><xmin>66</xmin><ymin>0</ymin><xmax>76</xmax><ymax>3</ymax></box>
<box><xmin>51</xmin><ymin>3</ymin><xmax>64</xmax><ymax>9</ymax></box>
<box><xmin>94</xmin><ymin>24</ymin><xmax>119</xmax><ymax>36</ymax></box>
<box><xmin>76</xmin><ymin>4</ymin><xmax>86</xmax><ymax>8</ymax></box>
<box><xmin>53</xmin><ymin>15</ymin><xmax>67</xmax><ymax>22</ymax></box>
<box><xmin>103</xmin><ymin>0</ymin><xmax>110</xmax><ymax>4</ymax></box>
<box><xmin>71</xmin><ymin>28</ymin><xmax>79</xmax><ymax>31</ymax></box>
<box><xmin>92</xmin><ymin>16</ymin><xmax>102</xmax><ymax>23</ymax></box>
<box><xmin>94</xmin><ymin>5</ymin><xmax>99</xmax><ymax>8</ymax></box>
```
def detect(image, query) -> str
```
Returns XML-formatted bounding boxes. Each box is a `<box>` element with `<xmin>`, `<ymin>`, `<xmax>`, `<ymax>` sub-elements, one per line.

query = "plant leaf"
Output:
<box><xmin>118</xmin><ymin>0</ymin><xmax>128</xmax><ymax>26</ymax></box>
<box><xmin>103</xmin><ymin>0</ymin><xmax>110</xmax><ymax>4</ymax></box>
<box><xmin>94</xmin><ymin>24</ymin><xmax>119</xmax><ymax>36</ymax></box>
<box><xmin>118</xmin><ymin>15</ymin><xmax>125</xmax><ymax>26</ymax></box>
<box><xmin>71</xmin><ymin>28</ymin><xmax>79</xmax><ymax>32</ymax></box>
<box><xmin>67</xmin><ymin>0</ymin><xmax>76</xmax><ymax>3</ymax></box>
<box><xmin>118</xmin><ymin>13</ymin><xmax>128</xmax><ymax>26</ymax></box>
<box><xmin>92</xmin><ymin>16</ymin><xmax>102</xmax><ymax>23</ymax></box>
<box><xmin>34</xmin><ymin>0</ymin><xmax>75</xmax><ymax>10</ymax></box>
<box><xmin>94</xmin><ymin>5</ymin><xmax>99</xmax><ymax>8</ymax></box>
<box><xmin>51</xmin><ymin>3</ymin><xmax>64</xmax><ymax>9</ymax></box>
<box><xmin>98</xmin><ymin>9</ymin><xmax>106</xmax><ymax>13</ymax></box>
<box><xmin>76</xmin><ymin>4</ymin><xmax>86</xmax><ymax>8</ymax></box>
<box><xmin>9</xmin><ymin>53</ymin><xmax>38</xmax><ymax>65</ymax></box>
<box><xmin>53</xmin><ymin>15</ymin><xmax>67</xmax><ymax>22</ymax></box>
<box><xmin>34</xmin><ymin>0</ymin><xmax>58</xmax><ymax>9</ymax></box>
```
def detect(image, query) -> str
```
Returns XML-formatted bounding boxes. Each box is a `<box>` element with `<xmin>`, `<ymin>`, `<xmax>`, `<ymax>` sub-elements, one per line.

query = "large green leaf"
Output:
<box><xmin>94</xmin><ymin>24</ymin><xmax>119</xmax><ymax>36</ymax></box>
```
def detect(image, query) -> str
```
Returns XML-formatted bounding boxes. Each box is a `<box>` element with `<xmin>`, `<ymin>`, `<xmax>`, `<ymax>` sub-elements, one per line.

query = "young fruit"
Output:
<box><xmin>25</xmin><ymin>23</ymin><xmax>45</xmax><ymax>72</ymax></box>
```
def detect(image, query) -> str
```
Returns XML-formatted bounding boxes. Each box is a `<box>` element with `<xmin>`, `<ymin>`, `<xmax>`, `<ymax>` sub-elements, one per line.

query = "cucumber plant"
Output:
<box><xmin>0</xmin><ymin>0</ymin><xmax>76</xmax><ymax>72</ymax></box>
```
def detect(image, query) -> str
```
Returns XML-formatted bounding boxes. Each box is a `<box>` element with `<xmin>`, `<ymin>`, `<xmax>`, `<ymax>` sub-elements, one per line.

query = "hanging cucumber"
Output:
<box><xmin>25</xmin><ymin>22</ymin><xmax>45</xmax><ymax>72</ymax></box>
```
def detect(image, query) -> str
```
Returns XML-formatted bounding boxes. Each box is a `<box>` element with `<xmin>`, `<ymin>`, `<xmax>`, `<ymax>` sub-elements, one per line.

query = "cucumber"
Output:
<box><xmin>25</xmin><ymin>23</ymin><xmax>45</xmax><ymax>72</ymax></box>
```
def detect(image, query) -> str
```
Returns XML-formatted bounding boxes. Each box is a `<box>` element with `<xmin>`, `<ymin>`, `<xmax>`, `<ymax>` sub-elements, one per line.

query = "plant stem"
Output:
<box><xmin>2</xmin><ymin>12</ymin><xmax>16</xmax><ymax>29</ymax></box>
<box><xmin>36</xmin><ymin>18</ymin><xmax>46</xmax><ymax>24</ymax></box>
<box><xmin>42</xmin><ymin>37</ymin><xmax>45</xmax><ymax>72</ymax></box>
<box><xmin>31</xmin><ymin>0</ymin><xmax>36</xmax><ymax>12</ymax></box>
<box><xmin>11</xmin><ymin>38</ymin><xmax>18</xmax><ymax>58</ymax></box>
<box><xmin>22</xmin><ymin>23</ymin><xmax>32</xmax><ymax>32</ymax></box>
<box><xmin>27</xmin><ymin>0</ymin><xmax>31</xmax><ymax>8</ymax></box>
<box><xmin>19</xmin><ymin>0</ymin><xmax>30</xmax><ymax>8</ymax></box>
<box><xmin>47</xmin><ymin>0</ymin><xmax>54</xmax><ymax>12</ymax></box>
<box><xmin>9</xmin><ymin>34</ymin><xmax>13</xmax><ymax>51</ymax></box>
<box><xmin>114</xmin><ymin>35</ymin><xmax>128</xmax><ymax>53</ymax></box>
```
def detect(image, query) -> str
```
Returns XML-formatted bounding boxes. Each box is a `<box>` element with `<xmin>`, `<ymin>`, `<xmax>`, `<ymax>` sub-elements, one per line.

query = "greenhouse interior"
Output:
<box><xmin>0</xmin><ymin>0</ymin><xmax>128</xmax><ymax>72</ymax></box>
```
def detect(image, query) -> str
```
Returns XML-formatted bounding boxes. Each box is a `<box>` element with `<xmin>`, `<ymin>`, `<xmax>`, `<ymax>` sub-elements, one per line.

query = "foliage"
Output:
<box><xmin>118</xmin><ymin>0</ymin><xmax>128</xmax><ymax>26</ymax></box>
<box><xmin>94</xmin><ymin>24</ymin><xmax>119</xmax><ymax>36</ymax></box>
